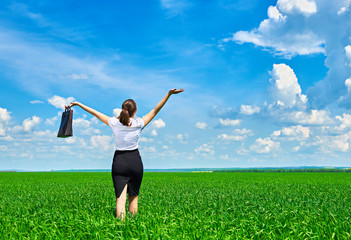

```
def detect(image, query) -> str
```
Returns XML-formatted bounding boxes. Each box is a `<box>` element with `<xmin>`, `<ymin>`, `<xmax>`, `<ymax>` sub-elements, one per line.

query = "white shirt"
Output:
<box><xmin>108</xmin><ymin>117</ymin><xmax>145</xmax><ymax>150</ymax></box>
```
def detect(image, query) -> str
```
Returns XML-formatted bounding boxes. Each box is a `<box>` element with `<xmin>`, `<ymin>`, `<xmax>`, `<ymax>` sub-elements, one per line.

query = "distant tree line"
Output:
<box><xmin>213</xmin><ymin>168</ymin><xmax>351</xmax><ymax>173</ymax></box>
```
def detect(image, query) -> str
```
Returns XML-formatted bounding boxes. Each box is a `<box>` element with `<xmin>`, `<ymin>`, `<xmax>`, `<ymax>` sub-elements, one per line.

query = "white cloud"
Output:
<box><xmin>90</xmin><ymin>135</ymin><xmax>112</xmax><ymax>151</ymax></box>
<box><xmin>230</xmin><ymin>15</ymin><xmax>323</xmax><ymax>57</ymax></box>
<box><xmin>195</xmin><ymin>143</ymin><xmax>215</xmax><ymax>156</ymax></box>
<box><xmin>285</xmin><ymin>109</ymin><xmax>333</xmax><ymax>125</ymax></box>
<box><xmin>0</xmin><ymin>107</ymin><xmax>11</xmax><ymax>123</ymax></box>
<box><xmin>211</xmin><ymin>65</ymin><xmax>333</xmax><ymax>128</ymax></box>
<box><xmin>232</xmin><ymin>128</ymin><xmax>253</xmax><ymax>135</ymax></box>
<box><xmin>140</xmin><ymin>137</ymin><xmax>154</xmax><ymax>143</ymax></box>
<box><xmin>220</xmin><ymin>154</ymin><xmax>229</xmax><ymax>160</ymax></box>
<box><xmin>221</xmin><ymin>0</ymin><xmax>330</xmax><ymax>62</ymax></box>
<box><xmin>66</xmin><ymin>73</ymin><xmax>89</xmax><ymax>80</ymax></box>
<box><xmin>240</xmin><ymin>105</ymin><xmax>261</xmax><ymax>115</ymax></box>
<box><xmin>195</xmin><ymin>122</ymin><xmax>207</xmax><ymax>129</ymax></box>
<box><xmin>90</xmin><ymin>117</ymin><xmax>98</xmax><ymax>125</ymax></box>
<box><xmin>0</xmin><ymin>107</ymin><xmax>11</xmax><ymax>136</ymax></box>
<box><xmin>335</xmin><ymin>113</ymin><xmax>351</xmax><ymax>131</ymax></box>
<box><xmin>152</xmin><ymin>119</ymin><xmax>166</xmax><ymax>128</ymax></box>
<box><xmin>160</xmin><ymin>0</ymin><xmax>190</xmax><ymax>16</ymax></box>
<box><xmin>73</xmin><ymin>118</ymin><xmax>91</xmax><ymax>128</ymax></box>
<box><xmin>30</xmin><ymin>100</ymin><xmax>43</xmax><ymax>104</ymax></box>
<box><xmin>32</xmin><ymin>130</ymin><xmax>56</xmax><ymax>137</ymax></box>
<box><xmin>209</xmin><ymin>105</ymin><xmax>236</xmax><ymax>118</ymax></box>
<box><xmin>320</xmin><ymin>132</ymin><xmax>351</xmax><ymax>153</ymax></box>
<box><xmin>48</xmin><ymin>95</ymin><xmax>75</xmax><ymax>110</ymax></box>
<box><xmin>22</xmin><ymin>116</ymin><xmax>40</xmax><ymax>132</ymax></box>
<box><xmin>0</xmin><ymin>135</ymin><xmax>14</xmax><ymax>141</ymax></box>
<box><xmin>79</xmin><ymin>128</ymin><xmax>101</xmax><ymax>136</ymax></box>
<box><xmin>272</xmin><ymin>130</ymin><xmax>281</xmax><ymax>137</ymax></box>
<box><xmin>142</xmin><ymin>146</ymin><xmax>156</xmax><ymax>153</ymax></box>
<box><xmin>345</xmin><ymin>45</ymin><xmax>351</xmax><ymax>66</ymax></box>
<box><xmin>177</xmin><ymin>133</ymin><xmax>185</xmax><ymax>141</ymax></box>
<box><xmin>45</xmin><ymin>116</ymin><xmax>58</xmax><ymax>126</ymax></box>
<box><xmin>337</xmin><ymin>78</ymin><xmax>351</xmax><ymax>106</ymax></box>
<box><xmin>271</xmin><ymin>125</ymin><xmax>310</xmax><ymax>141</ymax></box>
<box><xmin>293</xmin><ymin>146</ymin><xmax>300</xmax><ymax>151</ymax></box>
<box><xmin>267</xmin><ymin>6</ymin><xmax>285</xmax><ymax>20</ymax></box>
<box><xmin>161</xmin><ymin>0</ymin><xmax>182</xmax><ymax>9</ymax></box>
<box><xmin>65</xmin><ymin>138</ymin><xmax>76</xmax><ymax>144</ymax></box>
<box><xmin>0</xmin><ymin>145</ymin><xmax>8</xmax><ymax>151</ymax></box>
<box><xmin>281</xmin><ymin>125</ymin><xmax>310</xmax><ymax>138</ymax></box>
<box><xmin>338</xmin><ymin>6</ymin><xmax>347</xmax><ymax>15</ymax></box>
<box><xmin>237</xmin><ymin>148</ymin><xmax>250</xmax><ymax>155</ymax></box>
<box><xmin>176</xmin><ymin>133</ymin><xmax>189</xmax><ymax>144</ymax></box>
<box><xmin>250</xmin><ymin>137</ymin><xmax>280</xmax><ymax>153</ymax></box>
<box><xmin>0</xmin><ymin>127</ymin><xmax>5</xmax><ymax>136</ymax></box>
<box><xmin>269</xmin><ymin>63</ymin><xmax>307</xmax><ymax>108</ymax></box>
<box><xmin>176</xmin><ymin>133</ymin><xmax>188</xmax><ymax>140</ymax></box>
<box><xmin>345</xmin><ymin>78</ymin><xmax>351</xmax><ymax>93</ymax></box>
<box><xmin>151</xmin><ymin>129</ymin><xmax>158</xmax><ymax>137</ymax></box>
<box><xmin>329</xmin><ymin>139</ymin><xmax>349</xmax><ymax>152</ymax></box>
<box><xmin>72</xmin><ymin>116</ymin><xmax>101</xmax><ymax>135</ymax></box>
<box><xmin>9</xmin><ymin>3</ymin><xmax>49</xmax><ymax>27</ymax></box>
<box><xmin>337</xmin><ymin>1</ymin><xmax>351</xmax><ymax>15</ymax></box>
<box><xmin>78</xmin><ymin>138</ymin><xmax>88</xmax><ymax>148</ymax></box>
<box><xmin>277</xmin><ymin>0</ymin><xmax>317</xmax><ymax>16</ymax></box>
<box><xmin>113</xmin><ymin>108</ymin><xmax>122</xmax><ymax>117</ymax></box>
<box><xmin>219</xmin><ymin>118</ymin><xmax>240</xmax><ymax>127</ymax></box>
<box><xmin>20</xmin><ymin>153</ymin><xmax>34</xmax><ymax>159</ymax></box>
<box><xmin>217</xmin><ymin>134</ymin><xmax>245</xmax><ymax>141</ymax></box>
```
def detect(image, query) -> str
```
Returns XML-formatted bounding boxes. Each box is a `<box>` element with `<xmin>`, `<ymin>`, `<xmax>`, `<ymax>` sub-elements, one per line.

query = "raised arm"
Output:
<box><xmin>67</xmin><ymin>102</ymin><xmax>110</xmax><ymax>126</ymax></box>
<box><xmin>142</xmin><ymin>88</ymin><xmax>184</xmax><ymax>127</ymax></box>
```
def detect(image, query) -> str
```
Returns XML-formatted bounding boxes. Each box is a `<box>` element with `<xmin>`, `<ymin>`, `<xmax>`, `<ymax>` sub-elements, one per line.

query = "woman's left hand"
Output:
<box><xmin>169</xmin><ymin>88</ymin><xmax>184</xmax><ymax>95</ymax></box>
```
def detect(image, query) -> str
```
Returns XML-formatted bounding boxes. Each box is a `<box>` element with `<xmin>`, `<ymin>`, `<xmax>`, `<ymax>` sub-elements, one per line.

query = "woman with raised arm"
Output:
<box><xmin>67</xmin><ymin>88</ymin><xmax>184</xmax><ymax>220</ymax></box>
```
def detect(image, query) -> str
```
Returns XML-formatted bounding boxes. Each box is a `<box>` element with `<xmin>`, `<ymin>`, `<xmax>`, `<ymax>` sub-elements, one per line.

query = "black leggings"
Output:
<box><xmin>111</xmin><ymin>149</ymin><xmax>144</xmax><ymax>198</ymax></box>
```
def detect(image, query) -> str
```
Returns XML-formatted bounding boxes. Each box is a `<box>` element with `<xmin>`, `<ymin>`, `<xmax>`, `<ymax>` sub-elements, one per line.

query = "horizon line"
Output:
<box><xmin>1</xmin><ymin>166</ymin><xmax>351</xmax><ymax>172</ymax></box>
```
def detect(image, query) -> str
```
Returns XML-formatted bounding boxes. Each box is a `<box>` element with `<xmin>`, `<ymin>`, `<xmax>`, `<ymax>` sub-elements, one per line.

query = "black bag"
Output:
<box><xmin>57</xmin><ymin>107</ymin><xmax>73</xmax><ymax>138</ymax></box>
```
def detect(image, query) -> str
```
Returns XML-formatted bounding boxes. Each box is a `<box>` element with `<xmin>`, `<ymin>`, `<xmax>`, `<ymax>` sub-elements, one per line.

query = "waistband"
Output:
<box><xmin>115</xmin><ymin>148</ymin><xmax>139</xmax><ymax>153</ymax></box>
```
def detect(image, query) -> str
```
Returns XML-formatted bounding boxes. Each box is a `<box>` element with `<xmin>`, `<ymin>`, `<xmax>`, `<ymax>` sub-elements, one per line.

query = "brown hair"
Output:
<box><xmin>119</xmin><ymin>99</ymin><xmax>137</xmax><ymax>126</ymax></box>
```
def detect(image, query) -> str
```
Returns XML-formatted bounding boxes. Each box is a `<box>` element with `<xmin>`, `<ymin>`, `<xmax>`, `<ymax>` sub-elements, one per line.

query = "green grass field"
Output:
<box><xmin>1</xmin><ymin>172</ymin><xmax>351</xmax><ymax>239</ymax></box>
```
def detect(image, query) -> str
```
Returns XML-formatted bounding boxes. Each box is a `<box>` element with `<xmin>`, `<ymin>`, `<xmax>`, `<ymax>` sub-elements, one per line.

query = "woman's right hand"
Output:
<box><xmin>65</xmin><ymin>101</ymin><xmax>79</xmax><ymax>109</ymax></box>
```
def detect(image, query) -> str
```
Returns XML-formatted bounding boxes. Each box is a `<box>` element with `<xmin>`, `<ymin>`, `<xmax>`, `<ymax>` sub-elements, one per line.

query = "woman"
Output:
<box><xmin>67</xmin><ymin>88</ymin><xmax>184</xmax><ymax>219</ymax></box>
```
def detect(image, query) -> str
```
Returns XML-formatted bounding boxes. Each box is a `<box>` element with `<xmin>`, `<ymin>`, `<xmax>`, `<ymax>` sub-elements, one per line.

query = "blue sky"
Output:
<box><xmin>1</xmin><ymin>0</ymin><xmax>351</xmax><ymax>171</ymax></box>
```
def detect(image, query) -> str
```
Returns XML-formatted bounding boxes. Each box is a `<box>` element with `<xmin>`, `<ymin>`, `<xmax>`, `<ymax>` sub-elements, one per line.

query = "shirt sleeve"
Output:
<box><xmin>108</xmin><ymin>117</ymin><xmax>117</xmax><ymax>127</ymax></box>
<box><xmin>136</xmin><ymin>117</ymin><xmax>145</xmax><ymax>129</ymax></box>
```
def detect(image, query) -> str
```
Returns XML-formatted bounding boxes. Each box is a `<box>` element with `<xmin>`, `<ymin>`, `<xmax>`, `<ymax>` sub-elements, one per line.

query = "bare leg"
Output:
<box><xmin>128</xmin><ymin>195</ymin><xmax>138</xmax><ymax>216</ymax></box>
<box><xmin>116</xmin><ymin>184</ymin><xmax>128</xmax><ymax>220</ymax></box>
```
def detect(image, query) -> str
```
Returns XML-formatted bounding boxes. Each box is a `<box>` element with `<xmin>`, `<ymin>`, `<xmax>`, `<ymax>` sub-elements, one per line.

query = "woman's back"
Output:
<box><xmin>108</xmin><ymin>117</ymin><xmax>144</xmax><ymax>151</ymax></box>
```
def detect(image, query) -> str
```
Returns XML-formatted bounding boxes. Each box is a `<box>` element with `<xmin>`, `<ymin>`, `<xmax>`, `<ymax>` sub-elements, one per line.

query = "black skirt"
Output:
<box><xmin>111</xmin><ymin>149</ymin><xmax>144</xmax><ymax>198</ymax></box>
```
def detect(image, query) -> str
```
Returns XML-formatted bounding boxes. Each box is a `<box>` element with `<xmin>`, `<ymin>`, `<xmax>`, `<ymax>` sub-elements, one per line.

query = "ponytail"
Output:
<box><xmin>119</xmin><ymin>109</ymin><xmax>130</xmax><ymax>126</ymax></box>
<box><xmin>118</xmin><ymin>99</ymin><xmax>137</xmax><ymax>126</ymax></box>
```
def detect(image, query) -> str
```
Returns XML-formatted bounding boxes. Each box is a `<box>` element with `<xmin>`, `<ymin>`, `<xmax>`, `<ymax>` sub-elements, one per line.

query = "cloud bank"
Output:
<box><xmin>224</xmin><ymin>0</ymin><xmax>351</xmax><ymax>108</ymax></box>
